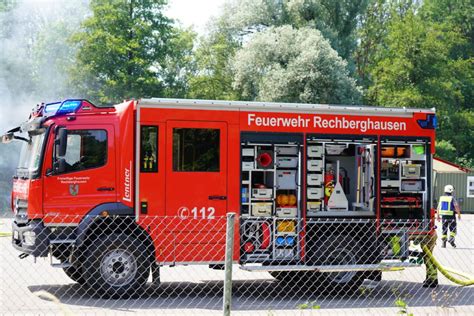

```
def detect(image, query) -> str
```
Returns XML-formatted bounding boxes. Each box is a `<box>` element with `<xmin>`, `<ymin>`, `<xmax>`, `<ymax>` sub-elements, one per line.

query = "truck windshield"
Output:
<box><xmin>17</xmin><ymin>129</ymin><xmax>47</xmax><ymax>179</ymax></box>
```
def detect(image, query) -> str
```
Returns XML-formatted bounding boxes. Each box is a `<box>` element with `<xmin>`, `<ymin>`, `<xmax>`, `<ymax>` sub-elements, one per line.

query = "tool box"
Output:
<box><xmin>307</xmin><ymin>146</ymin><xmax>323</xmax><ymax>158</ymax></box>
<box><xmin>252</xmin><ymin>188</ymin><xmax>273</xmax><ymax>199</ymax></box>
<box><xmin>275</xmin><ymin>146</ymin><xmax>298</xmax><ymax>156</ymax></box>
<box><xmin>401</xmin><ymin>180</ymin><xmax>423</xmax><ymax>192</ymax></box>
<box><xmin>251</xmin><ymin>203</ymin><xmax>272</xmax><ymax>216</ymax></box>
<box><xmin>307</xmin><ymin>160</ymin><xmax>323</xmax><ymax>172</ymax></box>
<box><xmin>276</xmin><ymin>157</ymin><xmax>298</xmax><ymax>168</ymax></box>
<box><xmin>276</xmin><ymin>207</ymin><xmax>297</xmax><ymax>218</ymax></box>
<box><xmin>307</xmin><ymin>187</ymin><xmax>324</xmax><ymax>199</ymax></box>
<box><xmin>276</xmin><ymin>170</ymin><xmax>297</xmax><ymax>189</ymax></box>
<box><xmin>307</xmin><ymin>173</ymin><xmax>323</xmax><ymax>185</ymax></box>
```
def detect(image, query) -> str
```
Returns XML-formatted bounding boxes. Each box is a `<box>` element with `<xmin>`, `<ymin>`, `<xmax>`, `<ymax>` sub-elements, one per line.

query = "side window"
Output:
<box><xmin>140</xmin><ymin>126</ymin><xmax>158</xmax><ymax>172</ymax></box>
<box><xmin>63</xmin><ymin>130</ymin><xmax>107</xmax><ymax>172</ymax></box>
<box><xmin>173</xmin><ymin>128</ymin><xmax>220</xmax><ymax>172</ymax></box>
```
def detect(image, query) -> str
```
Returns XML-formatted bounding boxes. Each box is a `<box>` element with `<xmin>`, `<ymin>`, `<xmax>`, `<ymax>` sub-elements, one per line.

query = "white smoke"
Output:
<box><xmin>0</xmin><ymin>0</ymin><xmax>89</xmax><ymax>132</ymax></box>
<box><xmin>0</xmin><ymin>0</ymin><xmax>89</xmax><ymax>212</ymax></box>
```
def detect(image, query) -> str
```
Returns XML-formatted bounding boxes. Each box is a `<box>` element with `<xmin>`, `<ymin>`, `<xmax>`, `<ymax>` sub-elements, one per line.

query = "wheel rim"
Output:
<box><xmin>326</xmin><ymin>248</ymin><xmax>357</xmax><ymax>284</ymax></box>
<box><xmin>100</xmin><ymin>249</ymin><xmax>137</xmax><ymax>286</ymax></box>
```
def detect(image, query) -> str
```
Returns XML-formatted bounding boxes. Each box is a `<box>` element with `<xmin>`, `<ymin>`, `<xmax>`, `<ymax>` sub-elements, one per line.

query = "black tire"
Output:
<box><xmin>63</xmin><ymin>265</ymin><xmax>85</xmax><ymax>284</ymax></box>
<box><xmin>314</xmin><ymin>235</ymin><xmax>365</xmax><ymax>295</ymax></box>
<box><xmin>269</xmin><ymin>271</ymin><xmax>297</xmax><ymax>281</ymax></box>
<box><xmin>307</xmin><ymin>235</ymin><xmax>364</xmax><ymax>295</ymax></box>
<box><xmin>83</xmin><ymin>234</ymin><xmax>151</xmax><ymax>298</ymax></box>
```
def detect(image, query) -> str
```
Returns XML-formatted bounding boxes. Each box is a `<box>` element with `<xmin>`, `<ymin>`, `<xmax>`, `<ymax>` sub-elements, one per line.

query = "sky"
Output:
<box><xmin>165</xmin><ymin>0</ymin><xmax>225</xmax><ymax>34</ymax></box>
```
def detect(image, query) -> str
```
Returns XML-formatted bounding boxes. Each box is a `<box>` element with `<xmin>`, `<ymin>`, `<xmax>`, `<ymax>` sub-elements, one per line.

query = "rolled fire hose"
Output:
<box><xmin>422</xmin><ymin>245</ymin><xmax>474</xmax><ymax>286</ymax></box>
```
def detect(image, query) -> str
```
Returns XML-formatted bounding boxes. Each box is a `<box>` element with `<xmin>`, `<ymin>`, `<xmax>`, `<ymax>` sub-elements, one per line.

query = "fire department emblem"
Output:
<box><xmin>69</xmin><ymin>184</ymin><xmax>79</xmax><ymax>196</ymax></box>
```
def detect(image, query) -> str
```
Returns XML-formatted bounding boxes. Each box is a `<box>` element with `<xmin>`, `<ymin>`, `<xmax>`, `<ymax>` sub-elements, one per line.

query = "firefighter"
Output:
<box><xmin>420</xmin><ymin>233</ymin><xmax>438</xmax><ymax>288</ymax></box>
<box><xmin>437</xmin><ymin>184</ymin><xmax>461</xmax><ymax>248</ymax></box>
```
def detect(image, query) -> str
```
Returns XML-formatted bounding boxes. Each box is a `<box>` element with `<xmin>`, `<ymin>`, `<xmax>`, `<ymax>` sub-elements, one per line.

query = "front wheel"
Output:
<box><xmin>83</xmin><ymin>234</ymin><xmax>151</xmax><ymax>298</ymax></box>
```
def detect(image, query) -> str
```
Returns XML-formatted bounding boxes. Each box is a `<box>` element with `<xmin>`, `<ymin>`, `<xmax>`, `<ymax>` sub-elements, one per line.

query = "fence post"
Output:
<box><xmin>223</xmin><ymin>212</ymin><xmax>236</xmax><ymax>316</ymax></box>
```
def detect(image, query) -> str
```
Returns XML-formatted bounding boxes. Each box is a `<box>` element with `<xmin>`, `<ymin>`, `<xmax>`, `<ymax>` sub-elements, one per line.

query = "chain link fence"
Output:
<box><xmin>1</xmin><ymin>215</ymin><xmax>473</xmax><ymax>315</ymax></box>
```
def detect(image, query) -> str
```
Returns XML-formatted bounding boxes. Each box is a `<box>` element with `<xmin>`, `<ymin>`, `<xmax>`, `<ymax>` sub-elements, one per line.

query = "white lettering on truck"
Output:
<box><xmin>123</xmin><ymin>161</ymin><xmax>132</xmax><ymax>202</ymax></box>
<box><xmin>247</xmin><ymin>113</ymin><xmax>406</xmax><ymax>132</ymax></box>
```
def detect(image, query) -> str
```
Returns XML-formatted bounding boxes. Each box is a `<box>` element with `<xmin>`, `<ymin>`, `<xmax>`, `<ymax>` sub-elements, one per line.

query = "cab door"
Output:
<box><xmin>43</xmin><ymin>125</ymin><xmax>116</xmax><ymax>224</ymax></box>
<box><xmin>165</xmin><ymin>120</ymin><xmax>228</xmax><ymax>262</ymax></box>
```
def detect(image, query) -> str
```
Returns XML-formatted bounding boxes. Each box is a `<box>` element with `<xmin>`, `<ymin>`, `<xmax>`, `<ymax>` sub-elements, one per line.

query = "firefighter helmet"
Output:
<box><xmin>444</xmin><ymin>184</ymin><xmax>454</xmax><ymax>194</ymax></box>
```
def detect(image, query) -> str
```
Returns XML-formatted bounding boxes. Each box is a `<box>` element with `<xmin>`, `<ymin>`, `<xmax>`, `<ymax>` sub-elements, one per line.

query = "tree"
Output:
<box><xmin>220</xmin><ymin>0</ymin><xmax>369</xmax><ymax>62</ymax></box>
<box><xmin>366</xmin><ymin>8</ymin><xmax>473</xmax><ymax>111</ymax></box>
<box><xmin>232</xmin><ymin>26</ymin><xmax>361</xmax><ymax>104</ymax></box>
<box><xmin>161</xmin><ymin>27</ymin><xmax>197</xmax><ymax>98</ymax></box>
<box><xmin>70</xmin><ymin>0</ymin><xmax>174</xmax><ymax>104</ymax></box>
<box><xmin>187</xmin><ymin>31</ymin><xmax>239</xmax><ymax>100</ymax></box>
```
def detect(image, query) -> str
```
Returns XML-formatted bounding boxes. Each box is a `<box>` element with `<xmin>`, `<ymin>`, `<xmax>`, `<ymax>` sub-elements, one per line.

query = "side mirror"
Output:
<box><xmin>55</xmin><ymin>128</ymin><xmax>67</xmax><ymax>157</ymax></box>
<box><xmin>53</xmin><ymin>157</ymin><xmax>66</xmax><ymax>174</ymax></box>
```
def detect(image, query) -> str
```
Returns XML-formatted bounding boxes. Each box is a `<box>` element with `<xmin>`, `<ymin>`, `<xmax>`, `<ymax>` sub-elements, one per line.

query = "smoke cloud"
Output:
<box><xmin>0</xmin><ymin>0</ymin><xmax>89</xmax><ymax>213</ymax></box>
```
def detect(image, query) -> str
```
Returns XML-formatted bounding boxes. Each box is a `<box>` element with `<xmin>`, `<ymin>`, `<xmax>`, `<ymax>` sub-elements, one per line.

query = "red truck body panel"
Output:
<box><xmin>10</xmin><ymin>99</ymin><xmax>436</xmax><ymax>265</ymax></box>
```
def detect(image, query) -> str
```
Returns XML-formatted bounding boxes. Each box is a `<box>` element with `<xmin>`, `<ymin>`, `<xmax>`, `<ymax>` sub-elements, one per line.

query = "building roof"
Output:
<box><xmin>433</xmin><ymin>157</ymin><xmax>471</xmax><ymax>173</ymax></box>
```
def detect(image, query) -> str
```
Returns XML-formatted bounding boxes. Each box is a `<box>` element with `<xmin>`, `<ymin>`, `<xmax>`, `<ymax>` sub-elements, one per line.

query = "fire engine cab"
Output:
<box><xmin>2</xmin><ymin>98</ymin><xmax>437</xmax><ymax>297</ymax></box>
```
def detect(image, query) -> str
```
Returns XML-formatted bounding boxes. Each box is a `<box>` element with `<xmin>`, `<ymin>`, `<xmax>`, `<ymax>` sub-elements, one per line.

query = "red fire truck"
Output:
<box><xmin>2</xmin><ymin>98</ymin><xmax>437</xmax><ymax>297</ymax></box>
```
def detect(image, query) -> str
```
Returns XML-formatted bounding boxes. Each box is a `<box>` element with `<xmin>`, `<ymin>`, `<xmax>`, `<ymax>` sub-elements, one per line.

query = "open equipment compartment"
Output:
<box><xmin>306</xmin><ymin>135</ymin><xmax>377</xmax><ymax>217</ymax></box>
<box><xmin>380</xmin><ymin>137</ymin><xmax>431</xmax><ymax>221</ymax></box>
<box><xmin>239</xmin><ymin>132</ymin><xmax>303</xmax><ymax>263</ymax></box>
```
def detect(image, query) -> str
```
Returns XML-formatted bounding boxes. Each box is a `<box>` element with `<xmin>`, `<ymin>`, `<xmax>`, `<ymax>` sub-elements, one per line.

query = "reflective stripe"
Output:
<box><xmin>450</xmin><ymin>232</ymin><xmax>456</xmax><ymax>237</ymax></box>
<box><xmin>440</xmin><ymin>210</ymin><xmax>454</xmax><ymax>216</ymax></box>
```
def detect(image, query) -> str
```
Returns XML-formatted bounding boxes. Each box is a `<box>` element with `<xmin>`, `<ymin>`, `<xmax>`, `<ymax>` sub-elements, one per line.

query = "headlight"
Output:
<box><xmin>23</xmin><ymin>231</ymin><xmax>36</xmax><ymax>246</ymax></box>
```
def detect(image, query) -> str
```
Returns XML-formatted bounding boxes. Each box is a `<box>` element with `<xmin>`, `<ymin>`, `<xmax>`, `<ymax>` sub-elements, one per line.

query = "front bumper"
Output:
<box><xmin>12</xmin><ymin>220</ymin><xmax>50</xmax><ymax>257</ymax></box>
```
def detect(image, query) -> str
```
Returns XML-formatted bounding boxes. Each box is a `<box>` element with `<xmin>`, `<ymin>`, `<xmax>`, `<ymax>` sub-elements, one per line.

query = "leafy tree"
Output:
<box><xmin>161</xmin><ymin>27</ymin><xmax>197</xmax><ymax>98</ymax></box>
<box><xmin>366</xmin><ymin>8</ymin><xmax>473</xmax><ymax>111</ymax></box>
<box><xmin>188</xmin><ymin>31</ymin><xmax>239</xmax><ymax>100</ymax></box>
<box><xmin>232</xmin><ymin>26</ymin><xmax>361</xmax><ymax>104</ymax></box>
<box><xmin>437</xmin><ymin>109</ymin><xmax>474</xmax><ymax>162</ymax></box>
<box><xmin>70</xmin><ymin>0</ymin><xmax>174</xmax><ymax>104</ymax></box>
<box><xmin>221</xmin><ymin>0</ymin><xmax>369</xmax><ymax>61</ymax></box>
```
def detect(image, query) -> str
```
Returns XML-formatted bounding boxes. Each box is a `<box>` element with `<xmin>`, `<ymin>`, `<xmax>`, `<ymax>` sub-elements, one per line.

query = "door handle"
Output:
<box><xmin>97</xmin><ymin>187</ymin><xmax>115</xmax><ymax>192</ymax></box>
<box><xmin>209</xmin><ymin>195</ymin><xmax>227</xmax><ymax>200</ymax></box>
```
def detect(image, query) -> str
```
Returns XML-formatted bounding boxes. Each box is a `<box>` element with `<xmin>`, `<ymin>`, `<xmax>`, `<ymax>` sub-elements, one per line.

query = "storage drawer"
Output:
<box><xmin>381</xmin><ymin>180</ymin><xmax>400</xmax><ymax>188</ymax></box>
<box><xmin>307</xmin><ymin>160</ymin><xmax>323</xmax><ymax>172</ymax></box>
<box><xmin>274</xmin><ymin>248</ymin><xmax>295</xmax><ymax>260</ymax></box>
<box><xmin>242</xmin><ymin>161</ymin><xmax>254</xmax><ymax>170</ymax></box>
<box><xmin>251</xmin><ymin>203</ymin><xmax>272</xmax><ymax>217</ymax></box>
<box><xmin>401</xmin><ymin>180</ymin><xmax>423</xmax><ymax>192</ymax></box>
<box><xmin>276</xmin><ymin>207</ymin><xmax>297</xmax><ymax>218</ymax></box>
<box><xmin>307</xmin><ymin>187</ymin><xmax>323</xmax><ymax>199</ymax></box>
<box><xmin>252</xmin><ymin>188</ymin><xmax>273</xmax><ymax>199</ymax></box>
<box><xmin>276</xmin><ymin>170</ymin><xmax>297</xmax><ymax>189</ymax></box>
<box><xmin>307</xmin><ymin>201</ymin><xmax>322</xmax><ymax>214</ymax></box>
<box><xmin>276</xmin><ymin>157</ymin><xmax>298</xmax><ymax>168</ymax></box>
<box><xmin>242</xmin><ymin>148</ymin><xmax>254</xmax><ymax>157</ymax></box>
<box><xmin>275</xmin><ymin>146</ymin><xmax>298</xmax><ymax>156</ymax></box>
<box><xmin>307</xmin><ymin>173</ymin><xmax>323</xmax><ymax>185</ymax></box>
<box><xmin>307</xmin><ymin>146</ymin><xmax>323</xmax><ymax>158</ymax></box>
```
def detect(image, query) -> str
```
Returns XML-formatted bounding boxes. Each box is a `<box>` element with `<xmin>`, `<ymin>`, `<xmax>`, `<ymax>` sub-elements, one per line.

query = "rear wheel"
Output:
<box><xmin>317</xmin><ymin>236</ymin><xmax>364</xmax><ymax>295</ymax></box>
<box><xmin>83</xmin><ymin>234</ymin><xmax>151</xmax><ymax>298</ymax></box>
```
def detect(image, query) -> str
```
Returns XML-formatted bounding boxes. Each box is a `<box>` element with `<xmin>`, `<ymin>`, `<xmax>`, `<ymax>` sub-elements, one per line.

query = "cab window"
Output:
<box><xmin>172</xmin><ymin>128</ymin><xmax>220</xmax><ymax>172</ymax></box>
<box><xmin>140</xmin><ymin>126</ymin><xmax>158</xmax><ymax>172</ymax></box>
<box><xmin>63</xmin><ymin>130</ymin><xmax>107</xmax><ymax>172</ymax></box>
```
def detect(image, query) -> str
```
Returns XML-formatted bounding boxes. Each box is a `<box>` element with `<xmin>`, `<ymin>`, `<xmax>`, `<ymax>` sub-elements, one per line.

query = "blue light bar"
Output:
<box><xmin>57</xmin><ymin>100</ymin><xmax>82</xmax><ymax>115</ymax></box>
<box><xmin>44</xmin><ymin>102</ymin><xmax>61</xmax><ymax>115</ymax></box>
<box><xmin>43</xmin><ymin>99</ymin><xmax>83</xmax><ymax>117</ymax></box>
<box><xmin>417</xmin><ymin>114</ymin><xmax>437</xmax><ymax>129</ymax></box>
